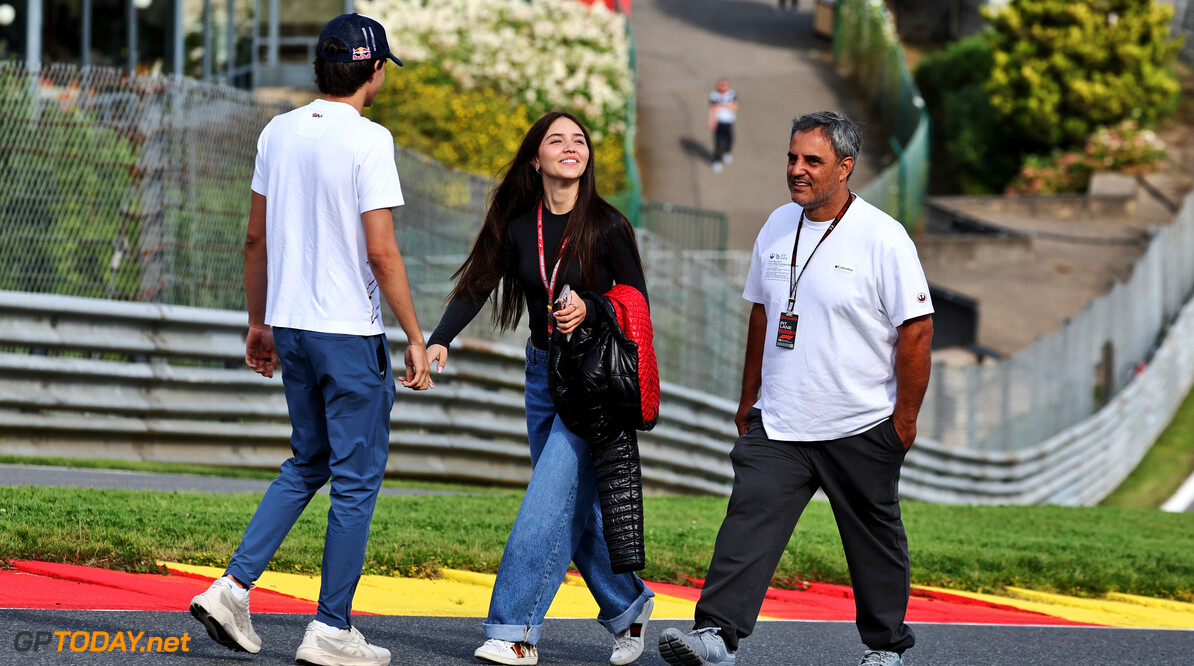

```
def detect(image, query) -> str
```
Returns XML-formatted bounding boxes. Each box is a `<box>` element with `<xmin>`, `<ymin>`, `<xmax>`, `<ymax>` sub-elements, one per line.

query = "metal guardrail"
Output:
<box><xmin>4</xmin><ymin>286</ymin><xmax>1193</xmax><ymax>504</ymax></box>
<box><xmin>0</xmin><ymin>290</ymin><xmax>735</xmax><ymax>496</ymax></box>
<box><xmin>908</xmin><ymin>290</ymin><xmax>1194</xmax><ymax>505</ymax></box>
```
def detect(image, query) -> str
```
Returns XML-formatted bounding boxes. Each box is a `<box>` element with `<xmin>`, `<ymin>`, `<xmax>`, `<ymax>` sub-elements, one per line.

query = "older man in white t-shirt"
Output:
<box><xmin>660</xmin><ymin>112</ymin><xmax>933</xmax><ymax>666</ymax></box>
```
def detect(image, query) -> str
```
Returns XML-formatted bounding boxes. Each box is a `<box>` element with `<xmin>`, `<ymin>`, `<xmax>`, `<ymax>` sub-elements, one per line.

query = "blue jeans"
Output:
<box><xmin>483</xmin><ymin>342</ymin><xmax>654</xmax><ymax>644</ymax></box>
<box><xmin>226</xmin><ymin>328</ymin><xmax>395</xmax><ymax>629</ymax></box>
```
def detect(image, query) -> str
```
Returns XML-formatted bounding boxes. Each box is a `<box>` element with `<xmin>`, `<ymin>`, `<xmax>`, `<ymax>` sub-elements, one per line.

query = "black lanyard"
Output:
<box><xmin>787</xmin><ymin>193</ymin><xmax>854</xmax><ymax>313</ymax></box>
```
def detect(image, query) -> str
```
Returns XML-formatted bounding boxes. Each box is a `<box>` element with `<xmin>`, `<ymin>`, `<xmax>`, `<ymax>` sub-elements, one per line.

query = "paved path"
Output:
<box><xmin>1</xmin><ymin>611</ymin><xmax>1189</xmax><ymax>665</ymax></box>
<box><xmin>633</xmin><ymin>0</ymin><xmax>887</xmax><ymax>250</ymax></box>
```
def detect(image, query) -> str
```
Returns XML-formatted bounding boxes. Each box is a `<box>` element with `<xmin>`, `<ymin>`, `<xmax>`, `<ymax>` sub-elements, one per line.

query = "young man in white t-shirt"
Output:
<box><xmin>708</xmin><ymin>78</ymin><xmax>738</xmax><ymax>173</ymax></box>
<box><xmin>189</xmin><ymin>13</ymin><xmax>429</xmax><ymax>666</ymax></box>
<box><xmin>659</xmin><ymin>112</ymin><xmax>933</xmax><ymax>666</ymax></box>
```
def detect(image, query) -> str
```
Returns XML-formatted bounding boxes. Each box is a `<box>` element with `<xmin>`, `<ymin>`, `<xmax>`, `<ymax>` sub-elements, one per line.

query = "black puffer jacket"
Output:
<box><xmin>548</xmin><ymin>290</ymin><xmax>653</xmax><ymax>574</ymax></box>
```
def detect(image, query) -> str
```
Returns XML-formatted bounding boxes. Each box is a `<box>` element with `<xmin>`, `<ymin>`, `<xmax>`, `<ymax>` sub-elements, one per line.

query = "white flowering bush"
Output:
<box><xmin>359</xmin><ymin>0</ymin><xmax>632</xmax><ymax>142</ymax></box>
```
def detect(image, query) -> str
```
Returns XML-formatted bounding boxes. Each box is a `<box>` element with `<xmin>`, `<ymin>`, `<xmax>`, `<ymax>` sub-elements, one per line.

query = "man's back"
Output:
<box><xmin>251</xmin><ymin>99</ymin><xmax>403</xmax><ymax>336</ymax></box>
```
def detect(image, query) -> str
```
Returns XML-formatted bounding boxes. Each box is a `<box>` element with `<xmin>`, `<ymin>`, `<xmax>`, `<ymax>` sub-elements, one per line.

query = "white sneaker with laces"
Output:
<box><xmin>859</xmin><ymin>649</ymin><xmax>903</xmax><ymax>666</ymax></box>
<box><xmin>712</xmin><ymin>161</ymin><xmax>724</xmax><ymax>173</ymax></box>
<box><xmin>295</xmin><ymin>622</ymin><xmax>391</xmax><ymax>666</ymax></box>
<box><xmin>189</xmin><ymin>577</ymin><xmax>261</xmax><ymax>653</ymax></box>
<box><xmin>611</xmin><ymin>597</ymin><xmax>654</xmax><ymax>665</ymax></box>
<box><xmin>474</xmin><ymin>638</ymin><xmax>539</xmax><ymax>665</ymax></box>
<box><xmin>723</xmin><ymin>153</ymin><xmax>733</xmax><ymax>166</ymax></box>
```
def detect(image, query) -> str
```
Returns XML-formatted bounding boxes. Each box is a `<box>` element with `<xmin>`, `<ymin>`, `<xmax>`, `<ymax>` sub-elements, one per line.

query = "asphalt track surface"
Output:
<box><xmin>0</xmin><ymin>610</ymin><xmax>1189</xmax><ymax>666</ymax></box>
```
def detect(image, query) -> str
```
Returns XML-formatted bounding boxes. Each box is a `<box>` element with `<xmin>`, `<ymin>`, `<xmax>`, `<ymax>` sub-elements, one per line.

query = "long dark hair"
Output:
<box><xmin>448</xmin><ymin>111</ymin><xmax>644</xmax><ymax>332</ymax></box>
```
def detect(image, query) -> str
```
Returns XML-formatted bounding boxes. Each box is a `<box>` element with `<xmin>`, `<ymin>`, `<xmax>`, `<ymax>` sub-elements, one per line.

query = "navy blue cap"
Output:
<box><xmin>317</xmin><ymin>13</ymin><xmax>403</xmax><ymax>67</ymax></box>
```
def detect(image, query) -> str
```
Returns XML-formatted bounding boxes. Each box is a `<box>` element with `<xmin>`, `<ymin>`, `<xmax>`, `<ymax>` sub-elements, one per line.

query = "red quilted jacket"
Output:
<box><xmin>605</xmin><ymin>284</ymin><xmax>659</xmax><ymax>429</ymax></box>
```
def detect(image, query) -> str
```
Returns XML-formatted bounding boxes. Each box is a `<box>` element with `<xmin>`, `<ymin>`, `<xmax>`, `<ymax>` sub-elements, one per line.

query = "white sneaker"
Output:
<box><xmin>295</xmin><ymin>622</ymin><xmax>391</xmax><ymax>666</ymax></box>
<box><xmin>189</xmin><ymin>577</ymin><xmax>262</xmax><ymax>653</ymax></box>
<box><xmin>712</xmin><ymin>161</ymin><xmax>724</xmax><ymax>173</ymax></box>
<box><xmin>859</xmin><ymin>649</ymin><xmax>903</xmax><ymax>666</ymax></box>
<box><xmin>723</xmin><ymin>153</ymin><xmax>733</xmax><ymax>166</ymax></box>
<box><xmin>610</xmin><ymin>597</ymin><xmax>654</xmax><ymax>665</ymax></box>
<box><xmin>474</xmin><ymin>638</ymin><xmax>538</xmax><ymax>665</ymax></box>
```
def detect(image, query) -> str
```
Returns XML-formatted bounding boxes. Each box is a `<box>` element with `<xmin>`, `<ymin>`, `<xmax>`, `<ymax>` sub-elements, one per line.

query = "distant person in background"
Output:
<box><xmin>658</xmin><ymin>111</ymin><xmax>933</xmax><ymax>666</ymax></box>
<box><xmin>777</xmin><ymin>0</ymin><xmax>794</xmax><ymax>11</ymax></box>
<box><xmin>709</xmin><ymin>78</ymin><xmax>738</xmax><ymax>174</ymax></box>
<box><xmin>188</xmin><ymin>13</ymin><xmax>430</xmax><ymax>666</ymax></box>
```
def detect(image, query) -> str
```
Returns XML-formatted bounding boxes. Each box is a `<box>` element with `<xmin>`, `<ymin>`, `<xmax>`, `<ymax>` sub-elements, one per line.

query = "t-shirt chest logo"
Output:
<box><xmin>833</xmin><ymin>263</ymin><xmax>855</xmax><ymax>274</ymax></box>
<box><xmin>764</xmin><ymin>252</ymin><xmax>790</xmax><ymax>281</ymax></box>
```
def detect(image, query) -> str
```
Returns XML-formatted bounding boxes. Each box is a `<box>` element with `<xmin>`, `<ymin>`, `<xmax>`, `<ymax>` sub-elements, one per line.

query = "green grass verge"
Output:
<box><xmin>1101</xmin><ymin>384</ymin><xmax>1194</xmax><ymax>508</ymax></box>
<box><xmin>1</xmin><ymin>486</ymin><xmax>1191</xmax><ymax>602</ymax></box>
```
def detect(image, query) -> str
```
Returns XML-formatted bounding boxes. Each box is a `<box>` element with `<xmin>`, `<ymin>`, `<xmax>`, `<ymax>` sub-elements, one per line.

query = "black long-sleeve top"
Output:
<box><xmin>428</xmin><ymin>205</ymin><xmax>648</xmax><ymax>351</ymax></box>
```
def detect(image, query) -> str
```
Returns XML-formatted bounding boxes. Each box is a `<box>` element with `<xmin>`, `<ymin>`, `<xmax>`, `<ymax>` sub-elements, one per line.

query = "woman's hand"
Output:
<box><xmin>427</xmin><ymin>344</ymin><xmax>449</xmax><ymax>373</ymax></box>
<box><xmin>553</xmin><ymin>294</ymin><xmax>587</xmax><ymax>335</ymax></box>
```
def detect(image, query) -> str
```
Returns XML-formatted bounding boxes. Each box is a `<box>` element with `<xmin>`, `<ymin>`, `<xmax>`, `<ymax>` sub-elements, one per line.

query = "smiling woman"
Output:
<box><xmin>422</xmin><ymin>111</ymin><xmax>653</xmax><ymax>666</ymax></box>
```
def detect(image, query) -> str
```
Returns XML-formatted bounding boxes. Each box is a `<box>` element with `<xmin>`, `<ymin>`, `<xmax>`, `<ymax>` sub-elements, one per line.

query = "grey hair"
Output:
<box><xmin>790</xmin><ymin>111</ymin><xmax>862</xmax><ymax>164</ymax></box>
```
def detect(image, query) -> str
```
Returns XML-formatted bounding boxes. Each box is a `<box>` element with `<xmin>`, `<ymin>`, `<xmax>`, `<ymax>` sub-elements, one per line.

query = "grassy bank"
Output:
<box><xmin>1102</xmin><ymin>384</ymin><xmax>1194</xmax><ymax>508</ymax></box>
<box><xmin>1</xmin><ymin>485</ymin><xmax>1191</xmax><ymax>602</ymax></box>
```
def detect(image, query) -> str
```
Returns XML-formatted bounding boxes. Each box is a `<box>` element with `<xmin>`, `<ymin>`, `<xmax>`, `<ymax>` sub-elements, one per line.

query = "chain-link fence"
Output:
<box><xmin>923</xmin><ymin>197</ymin><xmax>1194</xmax><ymax>451</ymax></box>
<box><xmin>606</xmin><ymin>11</ymin><xmax>643</xmax><ymax>227</ymax></box>
<box><xmin>0</xmin><ymin>63</ymin><xmax>751</xmax><ymax>397</ymax></box>
<box><xmin>0</xmin><ymin>62</ymin><xmax>289</xmax><ymax>307</ymax></box>
<box><xmin>640</xmin><ymin>202</ymin><xmax>729</xmax><ymax>252</ymax></box>
<box><xmin>833</xmin><ymin>0</ymin><xmax>930</xmax><ymax>231</ymax></box>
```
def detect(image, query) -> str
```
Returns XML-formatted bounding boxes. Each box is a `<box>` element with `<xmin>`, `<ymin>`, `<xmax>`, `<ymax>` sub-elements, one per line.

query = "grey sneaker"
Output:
<box><xmin>189</xmin><ymin>578</ymin><xmax>262</xmax><ymax>653</ymax></box>
<box><xmin>658</xmin><ymin>627</ymin><xmax>735</xmax><ymax>666</ymax></box>
<box><xmin>859</xmin><ymin>649</ymin><xmax>903</xmax><ymax>666</ymax></box>
<box><xmin>295</xmin><ymin>622</ymin><xmax>391</xmax><ymax>666</ymax></box>
<box><xmin>611</xmin><ymin>597</ymin><xmax>654</xmax><ymax>665</ymax></box>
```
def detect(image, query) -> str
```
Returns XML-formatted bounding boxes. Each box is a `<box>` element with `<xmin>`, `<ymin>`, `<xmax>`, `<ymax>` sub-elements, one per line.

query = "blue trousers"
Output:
<box><xmin>226</xmin><ymin>327</ymin><xmax>395</xmax><ymax>629</ymax></box>
<box><xmin>483</xmin><ymin>342</ymin><xmax>653</xmax><ymax>645</ymax></box>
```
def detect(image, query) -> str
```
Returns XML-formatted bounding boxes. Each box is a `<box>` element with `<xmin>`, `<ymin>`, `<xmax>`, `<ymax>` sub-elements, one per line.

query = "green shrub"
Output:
<box><xmin>915</xmin><ymin>34</ymin><xmax>1023</xmax><ymax>193</ymax></box>
<box><xmin>985</xmin><ymin>0</ymin><xmax>1182</xmax><ymax>148</ymax></box>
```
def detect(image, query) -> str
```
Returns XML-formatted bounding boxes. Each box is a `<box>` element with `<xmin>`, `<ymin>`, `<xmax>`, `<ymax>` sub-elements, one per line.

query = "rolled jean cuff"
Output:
<box><xmin>598</xmin><ymin>588</ymin><xmax>656</xmax><ymax>635</ymax></box>
<box><xmin>482</xmin><ymin>621</ymin><xmax>542</xmax><ymax>646</ymax></box>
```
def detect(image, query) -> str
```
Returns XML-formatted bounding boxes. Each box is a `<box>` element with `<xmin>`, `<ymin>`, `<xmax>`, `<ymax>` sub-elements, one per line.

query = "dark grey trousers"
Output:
<box><xmin>694</xmin><ymin>408</ymin><xmax>916</xmax><ymax>654</ymax></box>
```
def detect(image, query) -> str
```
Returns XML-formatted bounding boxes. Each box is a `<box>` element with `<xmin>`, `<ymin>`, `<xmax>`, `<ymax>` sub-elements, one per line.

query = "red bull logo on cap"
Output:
<box><xmin>352</xmin><ymin>46</ymin><xmax>371</xmax><ymax>61</ymax></box>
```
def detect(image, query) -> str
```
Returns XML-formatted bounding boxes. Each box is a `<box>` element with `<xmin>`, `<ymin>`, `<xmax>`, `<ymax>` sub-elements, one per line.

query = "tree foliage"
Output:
<box><xmin>985</xmin><ymin>0</ymin><xmax>1182</xmax><ymax>147</ymax></box>
<box><xmin>915</xmin><ymin>35</ymin><xmax>1024</xmax><ymax>193</ymax></box>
